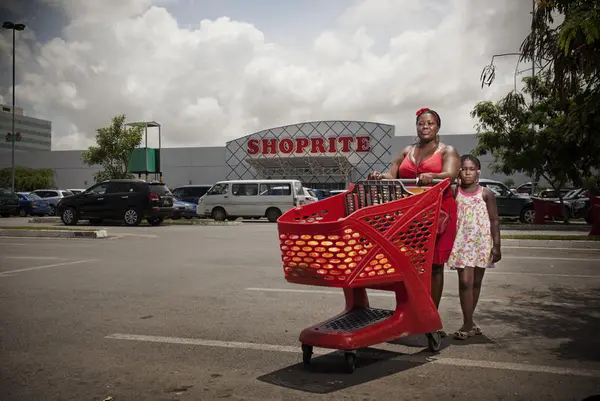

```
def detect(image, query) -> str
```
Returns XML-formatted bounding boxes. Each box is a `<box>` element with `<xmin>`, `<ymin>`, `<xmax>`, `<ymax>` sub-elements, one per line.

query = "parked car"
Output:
<box><xmin>302</xmin><ymin>187</ymin><xmax>318</xmax><ymax>204</ymax></box>
<box><xmin>514</xmin><ymin>182</ymin><xmax>534</xmax><ymax>195</ymax></box>
<box><xmin>30</xmin><ymin>189</ymin><xmax>75</xmax><ymax>215</ymax></box>
<box><xmin>172</xmin><ymin>198</ymin><xmax>197</xmax><ymax>219</ymax></box>
<box><xmin>0</xmin><ymin>188</ymin><xmax>19</xmax><ymax>217</ymax></box>
<box><xmin>57</xmin><ymin>179</ymin><xmax>174</xmax><ymax>226</ymax></box>
<box><xmin>171</xmin><ymin>185</ymin><xmax>212</xmax><ymax>204</ymax></box>
<box><xmin>308</xmin><ymin>189</ymin><xmax>331</xmax><ymax>200</ymax></box>
<box><xmin>197</xmin><ymin>179</ymin><xmax>307</xmax><ymax>222</ymax></box>
<box><xmin>478</xmin><ymin>179</ymin><xmax>535</xmax><ymax>223</ymax></box>
<box><xmin>68</xmin><ymin>188</ymin><xmax>87</xmax><ymax>195</ymax></box>
<box><xmin>551</xmin><ymin>188</ymin><xmax>590</xmax><ymax>220</ymax></box>
<box><xmin>16</xmin><ymin>192</ymin><xmax>53</xmax><ymax>217</ymax></box>
<box><xmin>539</xmin><ymin>188</ymin><xmax>574</xmax><ymax>199</ymax></box>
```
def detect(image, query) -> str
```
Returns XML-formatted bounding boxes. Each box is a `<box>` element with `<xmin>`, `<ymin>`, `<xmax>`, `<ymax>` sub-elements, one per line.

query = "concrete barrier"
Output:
<box><xmin>0</xmin><ymin>229</ymin><xmax>108</xmax><ymax>239</ymax></box>
<box><xmin>502</xmin><ymin>238</ymin><xmax>600</xmax><ymax>249</ymax></box>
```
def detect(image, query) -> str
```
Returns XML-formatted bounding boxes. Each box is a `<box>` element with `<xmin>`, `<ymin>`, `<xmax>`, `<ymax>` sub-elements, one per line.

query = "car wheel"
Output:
<box><xmin>19</xmin><ymin>209</ymin><xmax>28</xmax><ymax>217</ymax></box>
<box><xmin>212</xmin><ymin>207</ymin><xmax>226</xmax><ymax>221</ymax></box>
<box><xmin>48</xmin><ymin>205</ymin><xmax>56</xmax><ymax>216</ymax></box>
<box><xmin>520</xmin><ymin>206</ymin><xmax>535</xmax><ymax>224</ymax></box>
<box><xmin>61</xmin><ymin>207</ymin><xmax>79</xmax><ymax>226</ymax></box>
<box><xmin>123</xmin><ymin>208</ymin><xmax>141</xmax><ymax>226</ymax></box>
<box><xmin>266</xmin><ymin>207</ymin><xmax>282</xmax><ymax>223</ymax></box>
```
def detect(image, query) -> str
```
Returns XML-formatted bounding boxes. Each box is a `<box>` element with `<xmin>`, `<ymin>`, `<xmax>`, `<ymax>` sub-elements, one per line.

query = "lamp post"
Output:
<box><xmin>480</xmin><ymin>0</ymin><xmax>537</xmax><ymax>195</ymax></box>
<box><xmin>3</xmin><ymin>21</ymin><xmax>26</xmax><ymax>192</ymax></box>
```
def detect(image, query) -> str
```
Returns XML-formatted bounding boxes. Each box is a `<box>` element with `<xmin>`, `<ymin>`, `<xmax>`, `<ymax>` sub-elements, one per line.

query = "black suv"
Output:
<box><xmin>0</xmin><ymin>188</ymin><xmax>19</xmax><ymax>217</ymax></box>
<box><xmin>57</xmin><ymin>179</ymin><xmax>174</xmax><ymax>226</ymax></box>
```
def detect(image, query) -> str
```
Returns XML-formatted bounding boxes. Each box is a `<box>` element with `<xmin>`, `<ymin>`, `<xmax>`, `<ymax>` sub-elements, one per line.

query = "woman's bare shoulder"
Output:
<box><xmin>393</xmin><ymin>145</ymin><xmax>412</xmax><ymax>163</ymax></box>
<box><xmin>440</xmin><ymin>143</ymin><xmax>459</xmax><ymax>156</ymax></box>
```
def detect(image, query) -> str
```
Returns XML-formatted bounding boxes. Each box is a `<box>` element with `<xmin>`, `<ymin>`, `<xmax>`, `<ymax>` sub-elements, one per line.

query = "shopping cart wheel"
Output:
<box><xmin>426</xmin><ymin>331</ymin><xmax>443</xmax><ymax>352</ymax></box>
<box><xmin>301</xmin><ymin>344</ymin><xmax>313</xmax><ymax>365</ymax></box>
<box><xmin>344</xmin><ymin>351</ymin><xmax>357</xmax><ymax>373</ymax></box>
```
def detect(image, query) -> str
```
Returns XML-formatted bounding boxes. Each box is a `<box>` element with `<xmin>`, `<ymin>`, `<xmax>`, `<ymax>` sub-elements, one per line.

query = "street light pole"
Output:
<box><xmin>3</xmin><ymin>21</ymin><xmax>26</xmax><ymax>192</ymax></box>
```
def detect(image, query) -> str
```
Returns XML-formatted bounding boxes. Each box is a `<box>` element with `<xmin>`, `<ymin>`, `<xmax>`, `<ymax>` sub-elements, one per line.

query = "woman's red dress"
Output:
<box><xmin>397</xmin><ymin>146</ymin><xmax>457</xmax><ymax>265</ymax></box>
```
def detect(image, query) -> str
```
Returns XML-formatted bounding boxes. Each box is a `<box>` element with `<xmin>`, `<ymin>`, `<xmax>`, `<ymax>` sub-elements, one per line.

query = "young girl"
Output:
<box><xmin>447</xmin><ymin>155</ymin><xmax>502</xmax><ymax>340</ymax></box>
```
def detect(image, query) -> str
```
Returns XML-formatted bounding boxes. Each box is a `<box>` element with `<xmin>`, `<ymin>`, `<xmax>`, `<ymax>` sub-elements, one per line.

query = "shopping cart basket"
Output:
<box><xmin>277</xmin><ymin>178</ymin><xmax>451</xmax><ymax>373</ymax></box>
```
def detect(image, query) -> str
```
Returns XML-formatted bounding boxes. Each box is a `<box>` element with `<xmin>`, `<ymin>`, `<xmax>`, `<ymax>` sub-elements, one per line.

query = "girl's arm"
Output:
<box><xmin>483</xmin><ymin>187</ymin><xmax>502</xmax><ymax>262</ymax></box>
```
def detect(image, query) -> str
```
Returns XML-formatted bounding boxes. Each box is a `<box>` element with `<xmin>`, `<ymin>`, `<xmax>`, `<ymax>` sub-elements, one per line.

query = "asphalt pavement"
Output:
<box><xmin>1</xmin><ymin>221</ymin><xmax>599</xmax><ymax>400</ymax></box>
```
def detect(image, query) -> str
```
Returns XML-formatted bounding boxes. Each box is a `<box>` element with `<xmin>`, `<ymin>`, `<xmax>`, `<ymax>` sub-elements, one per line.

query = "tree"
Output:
<box><xmin>82</xmin><ymin>115</ymin><xmax>143</xmax><ymax>183</ymax></box>
<box><xmin>472</xmin><ymin>0</ymin><xmax>600</xmax><ymax>222</ymax></box>
<box><xmin>471</xmin><ymin>74</ymin><xmax>581</xmax><ymax>203</ymax></box>
<box><xmin>503</xmin><ymin>178</ymin><xmax>516</xmax><ymax>188</ymax></box>
<box><xmin>0</xmin><ymin>166</ymin><xmax>55</xmax><ymax>192</ymax></box>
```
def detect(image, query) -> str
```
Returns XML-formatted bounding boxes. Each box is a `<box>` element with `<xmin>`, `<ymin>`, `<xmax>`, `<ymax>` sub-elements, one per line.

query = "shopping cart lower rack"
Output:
<box><xmin>277</xmin><ymin>178</ymin><xmax>451</xmax><ymax>373</ymax></box>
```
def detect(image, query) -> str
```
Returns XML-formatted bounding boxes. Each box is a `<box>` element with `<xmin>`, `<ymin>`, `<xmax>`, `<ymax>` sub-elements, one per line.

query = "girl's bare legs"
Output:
<box><xmin>472</xmin><ymin>267</ymin><xmax>486</xmax><ymax>332</ymax></box>
<box><xmin>457</xmin><ymin>267</ymin><xmax>475</xmax><ymax>332</ymax></box>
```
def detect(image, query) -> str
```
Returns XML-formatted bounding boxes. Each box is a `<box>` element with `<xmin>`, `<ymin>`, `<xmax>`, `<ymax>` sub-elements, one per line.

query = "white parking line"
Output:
<box><xmin>2</xmin><ymin>256</ymin><xmax>63</xmax><ymax>260</ymax></box>
<box><xmin>244</xmin><ymin>288</ymin><xmax>586</xmax><ymax>307</ymax></box>
<box><xmin>105</xmin><ymin>333</ymin><xmax>600</xmax><ymax>378</ymax></box>
<box><xmin>0</xmin><ymin>259</ymin><xmax>100</xmax><ymax>277</ymax></box>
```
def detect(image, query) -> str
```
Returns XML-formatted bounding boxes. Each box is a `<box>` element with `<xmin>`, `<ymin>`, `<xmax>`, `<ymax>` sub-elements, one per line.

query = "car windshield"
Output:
<box><xmin>563</xmin><ymin>189</ymin><xmax>580</xmax><ymax>199</ymax></box>
<box><xmin>27</xmin><ymin>193</ymin><xmax>42</xmax><ymax>200</ymax></box>
<box><xmin>150</xmin><ymin>184</ymin><xmax>171</xmax><ymax>195</ymax></box>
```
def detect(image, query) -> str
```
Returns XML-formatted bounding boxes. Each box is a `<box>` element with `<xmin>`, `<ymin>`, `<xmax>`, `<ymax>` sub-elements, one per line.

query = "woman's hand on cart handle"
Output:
<box><xmin>368</xmin><ymin>171</ymin><xmax>383</xmax><ymax>180</ymax></box>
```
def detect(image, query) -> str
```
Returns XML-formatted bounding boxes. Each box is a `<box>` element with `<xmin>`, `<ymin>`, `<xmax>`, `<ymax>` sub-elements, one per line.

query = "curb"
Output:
<box><xmin>500</xmin><ymin>224</ymin><xmax>591</xmax><ymax>232</ymax></box>
<box><xmin>0</xmin><ymin>229</ymin><xmax>108</xmax><ymax>239</ymax></box>
<box><xmin>28</xmin><ymin>217</ymin><xmax>60</xmax><ymax>223</ymax></box>
<box><xmin>27</xmin><ymin>217</ymin><xmax>242</xmax><ymax>226</ymax></box>
<box><xmin>502</xmin><ymin>238</ymin><xmax>600</xmax><ymax>249</ymax></box>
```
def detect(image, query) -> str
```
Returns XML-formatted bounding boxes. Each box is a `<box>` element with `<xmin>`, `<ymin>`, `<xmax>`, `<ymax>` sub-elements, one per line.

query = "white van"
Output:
<box><xmin>197</xmin><ymin>179</ymin><xmax>308</xmax><ymax>222</ymax></box>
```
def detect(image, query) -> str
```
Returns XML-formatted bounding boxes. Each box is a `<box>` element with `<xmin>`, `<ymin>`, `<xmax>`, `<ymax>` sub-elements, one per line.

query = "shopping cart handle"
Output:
<box><xmin>360</xmin><ymin>178</ymin><xmax>449</xmax><ymax>186</ymax></box>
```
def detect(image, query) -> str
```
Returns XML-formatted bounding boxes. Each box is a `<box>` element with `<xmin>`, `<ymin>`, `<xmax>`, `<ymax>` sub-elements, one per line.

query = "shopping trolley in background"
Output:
<box><xmin>277</xmin><ymin>178</ymin><xmax>451</xmax><ymax>373</ymax></box>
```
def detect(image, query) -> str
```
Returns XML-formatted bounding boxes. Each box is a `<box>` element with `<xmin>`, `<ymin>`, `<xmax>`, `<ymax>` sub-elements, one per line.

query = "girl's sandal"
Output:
<box><xmin>438</xmin><ymin>329</ymin><xmax>447</xmax><ymax>338</ymax></box>
<box><xmin>473</xmin><ymin>325</ymin><xmax>483</xmax><ymax>336</ymax></box>
<box><xmin>453</xmin><ymin>329</ymin><xmax>476</xmax><ymax>340</ymax></box>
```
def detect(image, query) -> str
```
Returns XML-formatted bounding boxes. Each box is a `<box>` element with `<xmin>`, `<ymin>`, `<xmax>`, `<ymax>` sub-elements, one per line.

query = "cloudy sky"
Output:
<box><xmin>0</xmin><ymin>0</ymin><xmax>533</xmax><ymax>150</ymax></box>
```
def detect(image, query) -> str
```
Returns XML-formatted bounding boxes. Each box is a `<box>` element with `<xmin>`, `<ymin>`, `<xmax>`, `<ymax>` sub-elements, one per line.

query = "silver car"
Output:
<box><xmin>30</xmin><ymin>189</ymin><xmax>75</xmax><ymax>215</ymax></box>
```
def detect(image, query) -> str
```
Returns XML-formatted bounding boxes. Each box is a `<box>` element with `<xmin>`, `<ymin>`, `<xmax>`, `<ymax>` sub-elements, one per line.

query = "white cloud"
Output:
<box><xmin>0</xmin><ymin>0</ymin><xmax>533</xmax><ymax>150</ymax></box>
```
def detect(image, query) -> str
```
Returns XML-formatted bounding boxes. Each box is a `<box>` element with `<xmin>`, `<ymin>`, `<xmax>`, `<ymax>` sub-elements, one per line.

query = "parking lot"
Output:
<box><xmin>1</xmin><ymin>222</ymin><xmax>600</xmax><ymax>400</ymax></box>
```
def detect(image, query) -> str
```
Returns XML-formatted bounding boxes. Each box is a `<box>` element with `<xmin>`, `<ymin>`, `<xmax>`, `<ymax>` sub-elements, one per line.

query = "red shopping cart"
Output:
<box><xmin>277</xmin><ymin>178</ymin><xmax>451</xmax><ymax>373</ymax></box>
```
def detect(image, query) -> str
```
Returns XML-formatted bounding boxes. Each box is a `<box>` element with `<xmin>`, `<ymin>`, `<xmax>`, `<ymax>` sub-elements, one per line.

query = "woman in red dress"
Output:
<box><xmin>369</xmin><ymin>108</ymin><xmax>460</xmax><ymax>336</ymax></box>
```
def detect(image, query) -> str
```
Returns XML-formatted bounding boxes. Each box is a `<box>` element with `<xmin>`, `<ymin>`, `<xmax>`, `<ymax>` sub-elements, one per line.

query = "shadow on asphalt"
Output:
<box><xmin>477</xmin><ymin>286</ymin><xmax>600</xmax><ymax>362</ymax></box>
<box><xmin>388</xmin><ymin>333</ymin><xmax>495</xmax><ymax>348</ymax></box>
<box><xmin>257</xmin><ymin>347</ymin><xmax>427</xmax><ymax>394</ymax></box>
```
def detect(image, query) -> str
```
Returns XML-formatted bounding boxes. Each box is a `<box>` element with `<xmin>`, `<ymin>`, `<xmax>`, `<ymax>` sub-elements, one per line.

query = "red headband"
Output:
<box><xmin>416</xmin><ymin>107</ymin><xmax>441</xmax><ymax>127</ymax></box>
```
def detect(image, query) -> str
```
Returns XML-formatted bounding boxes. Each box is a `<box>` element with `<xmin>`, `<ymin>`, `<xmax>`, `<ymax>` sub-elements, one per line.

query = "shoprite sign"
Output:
<box><xmin>247</xmin><ymin>136</ymin><xmax>370</xmax><ymax>155</ymax></box>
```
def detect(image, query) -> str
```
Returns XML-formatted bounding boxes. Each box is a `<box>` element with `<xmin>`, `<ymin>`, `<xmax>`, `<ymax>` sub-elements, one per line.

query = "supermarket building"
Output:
<box><xmin>0</xmin><ymin>119</ymin><xmax>527</xmax><ymax>190</ymax></box>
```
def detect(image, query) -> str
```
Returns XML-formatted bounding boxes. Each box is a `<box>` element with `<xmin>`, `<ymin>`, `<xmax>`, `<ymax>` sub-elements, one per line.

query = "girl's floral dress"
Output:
<box><xmin>447</xmin><ymin>186</ymin><xmax>495</xmax><ymax>269</ymax></box>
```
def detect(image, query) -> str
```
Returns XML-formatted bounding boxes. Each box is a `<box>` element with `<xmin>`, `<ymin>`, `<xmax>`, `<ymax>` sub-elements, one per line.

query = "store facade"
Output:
<box><xmin>225</xmin><ymin>120</ymin><xmax>394</xmax><ymax>190</ymax></box>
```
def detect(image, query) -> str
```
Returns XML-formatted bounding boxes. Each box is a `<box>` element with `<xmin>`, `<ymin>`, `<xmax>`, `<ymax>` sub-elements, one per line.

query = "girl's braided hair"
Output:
<box><xmin>461</xmin><ymin>154</ymin><xmax>481</xmax><ymax>169</ymax></box>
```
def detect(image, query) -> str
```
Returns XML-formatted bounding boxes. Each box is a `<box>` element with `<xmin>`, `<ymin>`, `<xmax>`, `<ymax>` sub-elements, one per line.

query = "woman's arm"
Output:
<box><xmin>370</xmin><ymin>146</ymin><xmax>410</xmax><ymax>179</ymax></box>
<box><xmin>483</xmin><ymin>187</ymin><xmax>502</xmax><ymax>262</ymax></box>
<box><xmin>433</xmin><ymin>145</ymin><xmax>460</xmax><ymax>180</ymax></box>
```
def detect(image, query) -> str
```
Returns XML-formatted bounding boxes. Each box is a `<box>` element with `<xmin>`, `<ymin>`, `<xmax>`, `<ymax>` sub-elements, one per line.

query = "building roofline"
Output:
<box><xmin>227</xmin><ymin>120</ymin><xmax>395</xmax><ymax>143</ymax></box>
